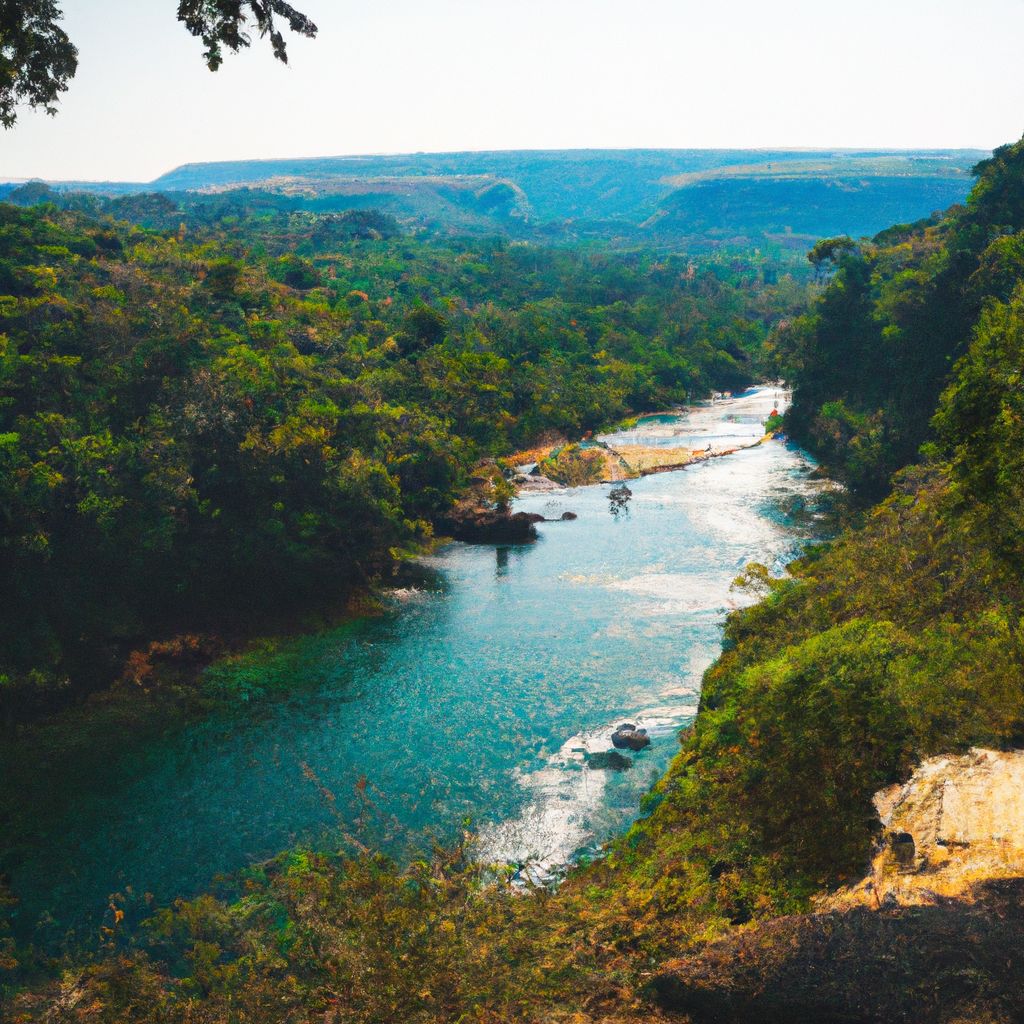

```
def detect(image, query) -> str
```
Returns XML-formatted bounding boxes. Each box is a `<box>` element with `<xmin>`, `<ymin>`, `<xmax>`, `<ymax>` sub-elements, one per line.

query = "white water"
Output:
<box><xmin>475</xmin><ymin>386</ymin><xmax>828</xmax><ymax>876</ymax></box>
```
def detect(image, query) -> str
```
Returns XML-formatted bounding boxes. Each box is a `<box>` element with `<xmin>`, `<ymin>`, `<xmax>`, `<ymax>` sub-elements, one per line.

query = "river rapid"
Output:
<box><xmin>1</xmin><ymin>386</ymin><xmax>831</xmax><ymax>946</ymax></box>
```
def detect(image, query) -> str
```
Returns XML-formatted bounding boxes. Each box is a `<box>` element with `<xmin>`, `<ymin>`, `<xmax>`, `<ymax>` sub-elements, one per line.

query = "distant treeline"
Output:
<box><xmin>1</xmin><ymin>145</ymin><xmax>980</xmax><ymax>249</ymax></box>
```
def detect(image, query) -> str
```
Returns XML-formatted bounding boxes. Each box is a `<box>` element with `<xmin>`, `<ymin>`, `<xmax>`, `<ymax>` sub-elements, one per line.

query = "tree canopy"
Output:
<box><xmin>0</xmin><ymin>0</ymin><xmax>77</xmax><ymax>128</ymax></box>
<box><xmin>176</xmin><ymin>0</ymin><xmax>317</xmax><ymax>71</ymax></box>
<box><xmin>0</xmin><ymin>0</ymin><xmax>316</xmax><ymax>127</ymax></box>
<box><xmin>776</xmin><ymin>137</ymin><xmax>1024</xmax><ymax>499</ymax></box>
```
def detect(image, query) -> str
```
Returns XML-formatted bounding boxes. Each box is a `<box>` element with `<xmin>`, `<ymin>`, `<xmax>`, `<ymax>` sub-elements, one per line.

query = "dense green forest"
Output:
<box><xmin>7</xmin><ymin>136</ymin><xmax>1024</xmax><ymax>1020</ymax></box>
<box><xmin>0</xmin><ymin>199</ymin><xmax>803</xmax><ymax>721</ymax></box>
<box><xmin>777</xmin><ymin>138</ymin><xmax>1024</xmax><ymax>498</ymax></box>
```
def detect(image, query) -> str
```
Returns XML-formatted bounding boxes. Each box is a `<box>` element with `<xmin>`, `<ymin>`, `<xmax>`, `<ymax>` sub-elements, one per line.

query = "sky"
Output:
<box><xmin>2</xmin><ymin>0</ymin><xmax>1024</xmax><ymax>182</ymax></box>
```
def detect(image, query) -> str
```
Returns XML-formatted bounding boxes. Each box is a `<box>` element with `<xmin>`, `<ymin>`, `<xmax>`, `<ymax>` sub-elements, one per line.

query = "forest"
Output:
<box><xmin>6</xmin><ymin>115</ymin><xmax>1024</xmax><ymax>1023</ymax></box>
<box><xmin>0</xmin><ymin>196</ymin><xmax>804</xmax><ymax>723</ymax></box>
<box><xmin>777</xmin><ymin>138</ymin><xmax>1024</xmax><ymax>498</ymax></box>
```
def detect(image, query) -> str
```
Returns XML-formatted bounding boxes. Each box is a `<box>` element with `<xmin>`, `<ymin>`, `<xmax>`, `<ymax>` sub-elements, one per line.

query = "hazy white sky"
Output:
<box><xmin>2</xmin><ymin>0</ymin><xmax>1023</xmax><ymax>182</ymax></box>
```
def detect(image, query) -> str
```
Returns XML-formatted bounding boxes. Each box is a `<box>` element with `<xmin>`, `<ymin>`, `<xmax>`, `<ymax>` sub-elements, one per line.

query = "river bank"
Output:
<box><xmin>511</xmin><ymin>388</ymin><xmax>789</xmax><ymax>490</ymax></box>
<box><xmin>4</xmin><ymin>388</ymin><xmax>845</xmax><ymax>1021</ymax></box>
<box><xmin>1</xmin><ymin>387</ymin><xmax>830</xmax><ymax>961</ymax></box>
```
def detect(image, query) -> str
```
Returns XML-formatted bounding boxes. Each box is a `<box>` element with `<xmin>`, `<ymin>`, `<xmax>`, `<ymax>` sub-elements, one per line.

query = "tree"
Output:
<box><xmin>807</xmin><ymin>235</ymin><xmax>856</xmax><ymax>283</ymax></box>
<box><xmin>400</xmin><ymin>303</ymin><xmax>449</xmax><ymax>354</ymax></box>
<box><xmin>176</xmin><ymin>1</ymin><xmax>317</xmax><ymax>70</ymax></box>
<box><xmin>0</xmin><ymin>0</ymin><xmax>316</xmax><ymax>128</ymax></box>
<box><xmin>0</xmin><ymin>0</ymin><xmax>78</xmax><ymax>128</ymax></box>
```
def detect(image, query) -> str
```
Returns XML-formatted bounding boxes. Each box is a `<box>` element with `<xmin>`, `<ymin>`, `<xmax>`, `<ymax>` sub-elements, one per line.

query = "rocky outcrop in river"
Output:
<box><xmin>440</xmin><ymin>505</ymin><xmax>544</xmax><ymax>543</ymax></box>
<box><xmin>611</xmin><ymin>724</ymin><xmax>650</xmax><ymax>751</ymax></box>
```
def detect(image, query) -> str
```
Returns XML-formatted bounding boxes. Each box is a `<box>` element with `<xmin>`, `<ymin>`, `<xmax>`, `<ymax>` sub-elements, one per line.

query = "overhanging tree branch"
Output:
<box><xmin>176</xmin><ymin>1</ymin><xmax>318</xmax><ymax>71</ymax></box>
<box><xmin>0</xmin><ymin>1</ymin><xmax>78</xmax><ymax>129</ymax></box>
<box><xmin>0</xmin><ymin>0</ymin><xmax>318</xmax><ymax>128</ymax></box>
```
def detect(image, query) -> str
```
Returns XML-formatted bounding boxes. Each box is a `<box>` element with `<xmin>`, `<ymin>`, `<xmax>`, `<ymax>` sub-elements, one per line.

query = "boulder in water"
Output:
<box><xmin>611</xmin><ymin>724</ymin><xmax>650</xmax><ymax>751</ymax></box>
<box><xmin>440</xmin><ymin>506</ymin><xmax>541</xmax><ymax>543</ymax></box>
<box><xmin>560</xmin><ymin>511</ymin><xmax>578</xmax><ymax>521</ymax></box>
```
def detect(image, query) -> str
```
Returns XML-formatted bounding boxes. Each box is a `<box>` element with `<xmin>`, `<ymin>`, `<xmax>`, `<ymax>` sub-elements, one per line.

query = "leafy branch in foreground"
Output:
<box><xmin>176</xmin><ymin>0</ymin><xmax>318</xmax><ymax>70</ymax></box>
<box><xmin>0</xmin><ymin>0</ymin><xmax>316</xmax><ymax>128</ymax></box>
<box><xmin>0</xmin><ymin>0</ymin><xmax>78</xmax><ymax>128</ymax></box>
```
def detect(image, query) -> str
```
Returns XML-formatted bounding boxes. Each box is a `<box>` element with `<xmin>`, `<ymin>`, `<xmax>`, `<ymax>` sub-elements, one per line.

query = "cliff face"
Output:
<box><xmin>649</xmin><ymin>750</ymin><xmax>1024</xmax><ymax>1023</ymax></box>
<box><xmin>824</xmin><ymin>748</ymin><xmax>1024</xmax><ymax>910</ymax></box>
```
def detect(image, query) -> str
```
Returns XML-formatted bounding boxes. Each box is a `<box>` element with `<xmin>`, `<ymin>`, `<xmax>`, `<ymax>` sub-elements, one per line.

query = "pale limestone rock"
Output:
<box><xmin>820</xmin><ymin>747</ymin><xmax>1024</xmax><ymax>911</ymax></box>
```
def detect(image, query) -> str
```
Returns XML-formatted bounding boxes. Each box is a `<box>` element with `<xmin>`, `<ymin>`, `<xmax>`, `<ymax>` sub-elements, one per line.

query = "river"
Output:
<box><xmin>0</xmin><ymin>386</ymin><xmax>831</xmax><ymax>947</ymax></box>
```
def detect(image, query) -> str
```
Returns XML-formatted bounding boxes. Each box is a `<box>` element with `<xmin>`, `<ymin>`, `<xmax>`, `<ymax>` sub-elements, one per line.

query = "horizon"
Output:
<box><xmin>2</xmin><ymin>0</ymin><xmax>1021</xmax><ymax>182</ymax></box>
<box><xmin>1</xmin><ymin>143</ymin><xmax>996</xmax><ymax>188</ymax></box>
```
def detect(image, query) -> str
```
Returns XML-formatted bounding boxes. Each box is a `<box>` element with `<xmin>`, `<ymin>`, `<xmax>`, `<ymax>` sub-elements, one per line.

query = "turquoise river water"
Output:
<box><xmin>1</xmin><ymin>386</ymin><xmax>831</xmax><ymax>948</ymax></box>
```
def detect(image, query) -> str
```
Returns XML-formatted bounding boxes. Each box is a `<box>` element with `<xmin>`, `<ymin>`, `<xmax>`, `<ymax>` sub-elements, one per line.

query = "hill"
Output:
<box><xmin>2</xmin><ymin>148</ymin><xmax>986</xmax><ymax>247</ymax></box>
<box><xmin>652</xmin><ymin>170</ymin><xmax>974</xmax><ymax>242</ymax></box>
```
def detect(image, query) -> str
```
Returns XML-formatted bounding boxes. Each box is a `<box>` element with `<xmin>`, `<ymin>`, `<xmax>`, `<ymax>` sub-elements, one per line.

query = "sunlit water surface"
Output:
<box><xmin>1</xmin><ymin>387</ymin><xmax>830</xmax><ymax>944</ymax></box>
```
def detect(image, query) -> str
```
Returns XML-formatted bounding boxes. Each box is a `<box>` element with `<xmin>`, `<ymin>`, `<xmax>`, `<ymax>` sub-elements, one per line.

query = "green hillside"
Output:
<box><xmin>2</xmin><ymin>148</ymin><xmax>985</xmax><ymax>248</ymax></box>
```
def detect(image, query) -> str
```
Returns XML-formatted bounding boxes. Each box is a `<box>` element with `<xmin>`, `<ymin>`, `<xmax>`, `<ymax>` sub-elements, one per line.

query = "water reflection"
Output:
<box><xmin>608</xmin><ymin>484</ymin><xmax>633</xmax><ymax>519</ymax></box>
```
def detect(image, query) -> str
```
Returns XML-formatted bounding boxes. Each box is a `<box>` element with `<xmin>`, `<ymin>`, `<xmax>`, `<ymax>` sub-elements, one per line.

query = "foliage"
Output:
<box><xmin>4</xmin><ymin>842</ymin><xmax>654</xmax><ymax>1024</ymax></box>
<box><xmin>0</xmin><ymin>0</ymin><xmax>313</xmax><ymax>127</ymax></box>
<box><xmin>934</xmin><ymin>290</ymin><xmax>1024</xmax><ymax>573</ymax></box>
<box><xmin>0</xmin><ymin>201</ymin><xmax>805</xmax><ymax>719</ymax></box>
<box><xmin>0</xmin><ymin>0</ymin><xmax>77</xmax><ymax>128</ymax></box>
<box><xmin>177</xmin><ymin>0</ymin><xmax>316</xmax><ymax>70</ymax></box>
<box><xmin>779</xmin><ymin>134</ymin><xmax>1024</xmax><ymax>501</ymax></box>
